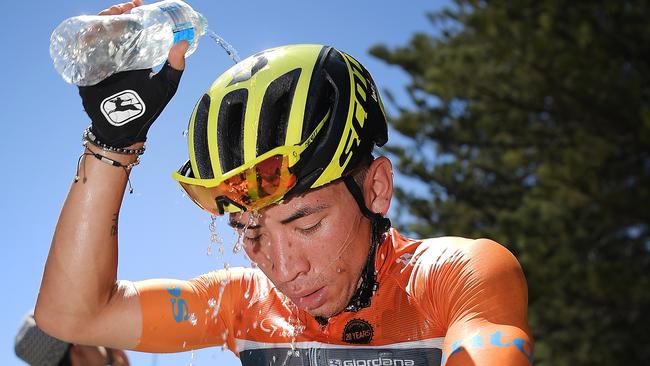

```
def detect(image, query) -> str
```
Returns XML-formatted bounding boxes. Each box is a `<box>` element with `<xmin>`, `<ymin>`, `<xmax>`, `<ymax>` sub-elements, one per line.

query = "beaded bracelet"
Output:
<box><xmin>74</xmin><ymin>149</ymin><xmax>140</xmax><ymax>193</ymax></box>
<box><xmin>82</xmin><ymin>127</ymin><xmax>146</xmax><ymax>156</ymax></box>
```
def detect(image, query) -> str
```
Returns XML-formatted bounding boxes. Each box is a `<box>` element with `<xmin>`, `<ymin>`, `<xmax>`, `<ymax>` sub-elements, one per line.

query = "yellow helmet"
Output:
<box><xmin>174</xmin><ymin>44</ymin><xmax>388</xmax><ymax>215</ymax></box>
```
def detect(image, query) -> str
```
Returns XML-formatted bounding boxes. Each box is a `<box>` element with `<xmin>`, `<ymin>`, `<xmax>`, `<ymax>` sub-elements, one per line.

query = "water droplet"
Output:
<box><xmin>252</xmin><ymin>321</ymin><xmax>258</xmax><ymax>329</ymax></box>
<box><xmin>233</xmin><ymin>239</ymin><xmax>242</xmax><ymax>254</ymax></box>
<box><xmin>188</xmin><ymin>313</ymin><xmax>197</xmax><ymax>326</ymax></box>
<box><xmin>182</xmin><ymin>341</ymin><xmax>187</xmax><ymax>349</ymax></box>
<box><xmin>208</xmin><ymin>215</ymin><xmax>224</xmax><ymax>259</ymax></box>
<box><xmin>210</xmin><ymin>285</ymin><xmax>227</xmax><ymax>319</ymax></box>
<box><xmin>336</xmin><ymin>267</ymin><xmax>342</xmax><ymax>273</ymax></box>
<box><xmin>223</xmin><ymin>262</ymin><xmax>230</xmax><ymax>270</ymax></box>
<box><xmin>182</xmin><ymin>129</ymin><xmax>189</xmax><ymax>137</ymax></box>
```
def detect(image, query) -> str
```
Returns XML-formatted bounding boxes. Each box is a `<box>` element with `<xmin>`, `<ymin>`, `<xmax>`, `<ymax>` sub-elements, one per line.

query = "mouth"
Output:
<box><xmin>289</xmin><ymin>286</ymin><xmax>327</xmax><ymax>311</ymax></box>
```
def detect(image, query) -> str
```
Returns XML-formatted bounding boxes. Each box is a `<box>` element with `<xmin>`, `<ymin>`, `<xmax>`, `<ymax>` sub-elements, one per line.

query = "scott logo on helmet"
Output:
<box><xmin>338</xmin><ymin>53</ymin><xmax>369</xmax><ymax>169</ymax></box>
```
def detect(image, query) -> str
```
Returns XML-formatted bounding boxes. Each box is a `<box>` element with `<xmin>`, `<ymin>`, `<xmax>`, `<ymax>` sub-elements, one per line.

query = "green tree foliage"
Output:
<box><xmin>370</xmin><ymin>1</ymin><xmax>650</xmax><ymax>364</ymax></box>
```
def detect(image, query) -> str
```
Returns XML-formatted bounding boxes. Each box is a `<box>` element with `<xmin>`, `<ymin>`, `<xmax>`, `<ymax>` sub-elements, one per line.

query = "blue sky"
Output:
<box><xmin>0</xmin><ymin>1</ymin><xmax>446</xmax><ymax>364</ymax></box>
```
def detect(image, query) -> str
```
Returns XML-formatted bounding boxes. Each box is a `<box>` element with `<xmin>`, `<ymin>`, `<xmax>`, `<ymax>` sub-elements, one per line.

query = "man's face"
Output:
<box><xmin>230</xmin><ymin>180</ymin><xmax>371</xmax><ymax>318</ymax></box>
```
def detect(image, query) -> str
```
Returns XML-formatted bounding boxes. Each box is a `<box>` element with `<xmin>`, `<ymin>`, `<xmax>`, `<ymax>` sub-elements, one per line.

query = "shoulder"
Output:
<box><xmin>193</xmin><ymin>267</ymin><xmax>268</xmax><ymax>285</ymax></box>
<box><xmin>191</xmin><ymin>267</ymin><xmax>270</xmax><ymax>296</ymax></box>
<box><xmin>414</xmin><ymin>237</ymin><xmax>523</xmax><ymax>277</ymax></box>
<box><xmin>408</xmin><ymin>237</ymin><xmax>528</xmax><ymax>325</ymax></box>
<box><xmin>383</xmin><ymin>231</ymin><xmax>520</xmax><ymax>281</ymax></box>
<box><xmin>188</xmin><ymin>267</ymin><xmax>275</xmax><ymax>314</ymax></box>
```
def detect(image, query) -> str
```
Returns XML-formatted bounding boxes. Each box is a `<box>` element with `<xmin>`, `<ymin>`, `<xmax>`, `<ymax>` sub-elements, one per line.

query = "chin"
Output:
<box><xmin>307</xmin><ymin>297</ymin><xmax>349</xmax><ymax>318</ymax></box>
<box><xmin>307</xmin><ymin>307</ymin><xmax>338</xmax><ymax>319</ymax></box>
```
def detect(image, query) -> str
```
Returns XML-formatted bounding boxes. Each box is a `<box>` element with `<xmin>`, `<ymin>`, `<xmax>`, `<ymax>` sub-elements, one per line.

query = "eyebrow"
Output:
<box><xmin>279</xmin><ymin>203</ymin><xmax>330</xmax><ymax>225</ymax></box>
<box><xmin>227</xmin><ymin>220</ymin><xmax>260</xmax><ymax>230</ymax></box>
<box><xmin>227</xmin><ymin>203</ymin><xmax>330</xmax><ymax>229</ymax></box>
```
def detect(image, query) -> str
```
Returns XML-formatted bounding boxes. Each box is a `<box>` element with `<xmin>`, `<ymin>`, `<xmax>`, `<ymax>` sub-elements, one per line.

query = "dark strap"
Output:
<box><xmin>342</xmin><ymin>176</ymin><xmax>391</xmax><ymax>312</ymax></box>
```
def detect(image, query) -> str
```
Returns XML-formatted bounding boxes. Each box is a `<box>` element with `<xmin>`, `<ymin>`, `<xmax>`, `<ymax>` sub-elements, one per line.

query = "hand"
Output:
<box><xmin>69</xmin><ymin>345</ymin><xmax>130</xmax><ymax>366</ymax></box>
<box><xmin>78</xmin><ymin>0</ymin><xmax>189</xmax><ymax>148</ymax></box>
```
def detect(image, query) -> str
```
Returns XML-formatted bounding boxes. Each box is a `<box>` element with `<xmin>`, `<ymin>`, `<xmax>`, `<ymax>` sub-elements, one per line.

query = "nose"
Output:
<box><xmin>265</xmin><ymin>231</ymin><xmax>310</xmax><ymax>284</ymax></box>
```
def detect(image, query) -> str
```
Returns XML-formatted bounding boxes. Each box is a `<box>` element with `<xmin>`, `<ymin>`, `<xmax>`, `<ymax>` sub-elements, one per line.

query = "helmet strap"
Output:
<box><xmin>342</xmin><ymin>176</ymin><xmax>391</xmax><ymax>312</ymax></box>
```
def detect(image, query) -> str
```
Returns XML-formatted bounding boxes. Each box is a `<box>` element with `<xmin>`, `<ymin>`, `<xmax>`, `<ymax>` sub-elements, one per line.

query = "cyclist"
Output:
<box><xmin>35</xmin><ymin>2</ymin><xmax>533</xmax><ymax>365</ymax></box>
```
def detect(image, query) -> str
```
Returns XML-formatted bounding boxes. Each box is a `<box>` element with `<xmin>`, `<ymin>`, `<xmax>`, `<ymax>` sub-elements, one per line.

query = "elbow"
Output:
<box><xmin>33</xmin><ymin>304</ymin><xmax>63</xmax><ymax>341</ymax></box>
<box><xmin>34</xmin><ymin>301</ymin><xmax>80</xmax><ymax>343</ymax></box>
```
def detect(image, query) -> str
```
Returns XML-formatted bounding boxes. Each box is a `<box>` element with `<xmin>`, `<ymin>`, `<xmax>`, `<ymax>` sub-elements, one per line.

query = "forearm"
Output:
<box><xmin>35</xmin><ymin>145</ymin><xmax>141</xmax><ymax>341</ymax></box>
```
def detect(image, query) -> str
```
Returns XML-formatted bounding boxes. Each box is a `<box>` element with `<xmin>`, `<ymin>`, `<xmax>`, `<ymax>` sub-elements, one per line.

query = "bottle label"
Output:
<box><xmin>159</xmin><ymin>2</ymin><xmax>195</xmax><ymax>45</ymax></box>
<box><xmin>173</xmin><ymin>28</ymin><xmax>195</xmax><ymax>45</ymax></box>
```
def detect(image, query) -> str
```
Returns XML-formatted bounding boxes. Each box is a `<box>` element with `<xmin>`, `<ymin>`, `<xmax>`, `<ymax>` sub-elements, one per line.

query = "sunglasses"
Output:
<box><xmin>173</xmin><ymin>109</ymin><xmax>330</xmax><ymax>215</ymax></box>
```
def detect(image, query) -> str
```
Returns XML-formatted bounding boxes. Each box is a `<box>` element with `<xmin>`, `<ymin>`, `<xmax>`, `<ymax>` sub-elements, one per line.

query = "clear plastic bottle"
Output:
<box><xmin>50</xmin><ymin>0</ymin><xmax>208</xmax><ymax>86</ymax></box>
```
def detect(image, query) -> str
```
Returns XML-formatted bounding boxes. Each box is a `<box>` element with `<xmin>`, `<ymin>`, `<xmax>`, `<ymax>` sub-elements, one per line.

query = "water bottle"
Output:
<box><xmin>50</xmin><ymin>0</ymin><xmax>208</xmax><ymax>86</ymax></box>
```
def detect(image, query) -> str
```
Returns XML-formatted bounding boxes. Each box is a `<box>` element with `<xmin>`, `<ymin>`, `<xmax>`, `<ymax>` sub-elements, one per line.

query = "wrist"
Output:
<box><xmin>84</xmin><ymin>144</ymin><xmax>141</xmax><ymax>167</ymax></box>
<box><xmin>76</xmin><ymin>128</ymin><xmax>144</xmax><ymax>194</ymax></box>
<box><xmin>78</xmin><ymin>145</ymin><xmax>140</xmax><ymax>194</ymax></box>
<box><xmin>84</xmin><ymin>127</ymin><xmax>146</xmax><ymax>155</ymax></box>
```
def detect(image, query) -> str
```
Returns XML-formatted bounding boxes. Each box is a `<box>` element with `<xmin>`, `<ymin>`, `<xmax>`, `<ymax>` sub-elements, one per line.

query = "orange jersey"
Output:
<box><xmin>134</xmin><ymin>229</ymin><xmax>533</xmax><ymax>365</ymax></box>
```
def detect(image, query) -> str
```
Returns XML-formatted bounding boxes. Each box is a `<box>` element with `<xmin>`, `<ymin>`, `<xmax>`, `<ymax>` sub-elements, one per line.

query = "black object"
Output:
<box><xmin>78</xmin><ymin>62</ymin><xmax>183</xmax><ymax>148</ymax></box>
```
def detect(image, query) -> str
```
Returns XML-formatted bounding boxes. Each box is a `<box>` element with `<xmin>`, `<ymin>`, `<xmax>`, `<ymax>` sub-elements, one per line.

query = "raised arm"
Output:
<box><xmin>35</xmin><ymin>141</ymin><xmax>144</xmax><ymax>349</ymax></box>
<box><xmin>35</xmin><ymin>0</ymin><xmax>188</xmax><ymax>349</ymax></box>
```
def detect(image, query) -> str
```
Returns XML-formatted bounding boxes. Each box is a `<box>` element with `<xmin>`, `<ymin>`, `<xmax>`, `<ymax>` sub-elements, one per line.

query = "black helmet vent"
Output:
<box><xmin>217</xmin><ymin>89</ymin><xmax>248</xmax><ymax>174</ymax></box>
<box><xmin>302</xmin><ymin>72</ymin><xmax>335</xmax><ymax>142</ymax></box>
<box><xmin>192</xmin><ymin>93</ymin><xmax>213</xmax><ymax>179</ymax></box>
<box><xmin>257</xmin><ymin>68</ymin><xmax>301</xmax><ymax>156</ymax></box>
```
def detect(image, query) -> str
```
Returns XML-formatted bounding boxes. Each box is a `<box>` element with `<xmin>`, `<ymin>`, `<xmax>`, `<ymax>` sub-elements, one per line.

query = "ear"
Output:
<box><xmin>363</xmin><ymin>156</ymin><xmax>393</xmax><ymax>216</ymax></box>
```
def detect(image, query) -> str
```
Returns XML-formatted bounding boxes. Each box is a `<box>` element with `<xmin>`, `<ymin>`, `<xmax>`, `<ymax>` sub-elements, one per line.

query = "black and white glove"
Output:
<box><xmin>78</xmin><ymin>62</ymin><xmax>183</xmax><ymax>148</ymax></box>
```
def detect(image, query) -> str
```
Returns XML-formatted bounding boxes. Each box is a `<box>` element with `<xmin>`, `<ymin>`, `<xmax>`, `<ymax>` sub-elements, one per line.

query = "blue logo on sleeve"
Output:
<box><xmin>440</xmin><ymin>330</ymin><xmax>534</xmax><ymax>365</ymax></box>
<box><xmin>166</xmin><ymin>287</ymin><xmax>190</xmax><ymax>323</ymax></box>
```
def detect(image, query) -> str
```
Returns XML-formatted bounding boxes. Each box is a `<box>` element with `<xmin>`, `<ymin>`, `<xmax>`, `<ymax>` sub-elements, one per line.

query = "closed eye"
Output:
<box><xmin>245</xmin><ymin>234</ymin><xmax>262</xmax><ymax>242</ymax></box>
<box><xmin>244</xmin><ymin>234</ymin><xmax>262</xmax><ymax>253</ymax></box>
<box><xmin>299</xmin><ymin>220</ymin><xmax>322</xmax><ymax>235</ymax></box>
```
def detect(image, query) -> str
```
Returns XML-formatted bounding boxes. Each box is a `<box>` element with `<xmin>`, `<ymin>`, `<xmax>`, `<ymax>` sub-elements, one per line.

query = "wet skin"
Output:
<box><xmin>229</xmin><ymin>180</ymin><xmax>372</xmax><ymax>318</ymax></box>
